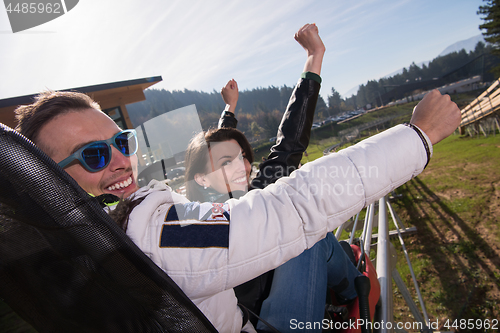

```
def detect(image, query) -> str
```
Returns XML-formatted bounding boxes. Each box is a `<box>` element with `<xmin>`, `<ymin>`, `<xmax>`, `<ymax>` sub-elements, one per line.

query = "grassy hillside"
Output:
<box><xmin>391</xmin><ymin>133</ymin><xmax>500</xmax><ymax>330</ymax></box>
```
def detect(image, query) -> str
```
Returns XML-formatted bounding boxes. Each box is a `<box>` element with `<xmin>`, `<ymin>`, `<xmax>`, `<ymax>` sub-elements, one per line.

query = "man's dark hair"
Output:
<box><xmin>15</xmin><ymin>90</ymin><xmax>101</xmax><ymax>149</ymax></box>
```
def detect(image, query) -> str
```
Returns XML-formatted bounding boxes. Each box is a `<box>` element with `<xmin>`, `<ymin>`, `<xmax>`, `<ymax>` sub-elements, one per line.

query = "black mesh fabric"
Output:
<box><xmin>0</xmin><ymin>123</ymin><xmax>218</xmax><ymax>333</ymax></box>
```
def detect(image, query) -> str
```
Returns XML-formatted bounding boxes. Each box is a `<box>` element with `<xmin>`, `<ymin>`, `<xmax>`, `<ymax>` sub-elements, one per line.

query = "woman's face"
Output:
<box><xmin>199</xmin><ymin>139</ymin><xmax>249</xmax><ymax>194</ymax></box>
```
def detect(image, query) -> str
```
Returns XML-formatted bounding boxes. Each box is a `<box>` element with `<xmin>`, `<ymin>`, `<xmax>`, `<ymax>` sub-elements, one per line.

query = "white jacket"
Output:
<box><xmin>126</xmin><ymin>124</ymin><xmax>431</xmax><ymax>333</ymax></box>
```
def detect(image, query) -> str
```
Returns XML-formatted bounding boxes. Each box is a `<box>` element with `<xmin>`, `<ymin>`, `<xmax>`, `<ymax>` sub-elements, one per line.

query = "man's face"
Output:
<box><xmin>36</xmin><ymin>108</ymin><xmax>140</xmax><ymax>198</ymax></box>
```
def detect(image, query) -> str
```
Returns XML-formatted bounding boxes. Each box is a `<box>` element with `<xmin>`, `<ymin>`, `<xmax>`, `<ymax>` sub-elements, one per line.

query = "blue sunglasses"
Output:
<box><xmin>58</xmin><ymin>129</ymin><xmax>138</xmax><ymax>172</ymax></box>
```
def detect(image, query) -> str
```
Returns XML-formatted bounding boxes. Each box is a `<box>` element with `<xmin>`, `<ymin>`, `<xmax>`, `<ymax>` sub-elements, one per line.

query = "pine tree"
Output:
<box><xmin>327</xmin><ymin>87</ymin><xmax>342</xmax><ymax>116</ymax></box>
<box><xmin>478</xmin><ymin>0</ymin><xmax>500</xmax><ymax>75</ymax></box>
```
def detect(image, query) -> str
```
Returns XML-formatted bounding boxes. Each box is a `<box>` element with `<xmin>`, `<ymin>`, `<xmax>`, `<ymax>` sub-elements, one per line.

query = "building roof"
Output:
<box><xmin>0</xmin><ymin>76</ymin><xmax>162</xmax><ymax>129</ymax></box>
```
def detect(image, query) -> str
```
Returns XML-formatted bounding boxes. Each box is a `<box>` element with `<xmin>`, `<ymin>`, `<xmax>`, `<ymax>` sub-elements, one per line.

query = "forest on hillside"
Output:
<box><xmin>126</xmin><ymin>41</ymin><xmax>499</xmax><ymax>140</ymax></box>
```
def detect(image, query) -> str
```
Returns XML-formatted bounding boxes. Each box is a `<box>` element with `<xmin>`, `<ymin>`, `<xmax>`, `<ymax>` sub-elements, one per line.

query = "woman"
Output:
<box><xmin>184</xmin><ymin>23</ymin><xmax>364</xmax><ymax>333</ymax></box>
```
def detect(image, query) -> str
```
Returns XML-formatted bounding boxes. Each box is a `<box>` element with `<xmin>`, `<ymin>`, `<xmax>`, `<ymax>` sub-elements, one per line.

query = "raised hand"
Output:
<box><xmin>294</xmin><ymin>23</ymin><xmax>325</xmax><ymax>75</ymax></box>
<box><xmin>221</xmin><ymin>79</ymin><xmax>239</xmax><ymax>114</ymax></box>
<box><xmin>410</xmin><ymin>89</ymin><xmax>461</xmax><ymax>145</ymax></box>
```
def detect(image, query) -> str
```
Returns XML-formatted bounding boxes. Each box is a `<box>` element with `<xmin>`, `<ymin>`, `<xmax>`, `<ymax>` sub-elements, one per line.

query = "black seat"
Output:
<box><xmin>0</xmin><ymin>123</ymin><xmax>218</xmax><ymax>333</ymax></box>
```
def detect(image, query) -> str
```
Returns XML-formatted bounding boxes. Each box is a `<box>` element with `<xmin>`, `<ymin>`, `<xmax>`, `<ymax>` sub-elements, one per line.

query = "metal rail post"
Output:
<box><xmin>349</xmin><ymin>212</ymin><xmax>361</xmax><ymax>245</ymax></box>
<box><xmin>375</xmin><ymin>196</ymin><xmax>393</xmax><ymax>333</ymax></box>
<box><xmin>362</xmin><ymin>203</ymin><xmax>375</xmax><ymax>255</ymax></box>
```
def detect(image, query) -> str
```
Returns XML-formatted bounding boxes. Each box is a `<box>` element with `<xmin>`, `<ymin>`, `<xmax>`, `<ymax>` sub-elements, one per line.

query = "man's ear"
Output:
<box><xmin>194</xmin><ymin>173</ymin><xmax>207</xmax><ymax>187</ymax></box>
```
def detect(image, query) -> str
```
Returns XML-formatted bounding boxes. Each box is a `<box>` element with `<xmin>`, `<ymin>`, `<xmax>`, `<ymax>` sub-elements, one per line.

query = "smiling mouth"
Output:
<box><xmin>107</xmin><ymin>176</ymin><xmax>133</xmax><ymax>191</ymax></box>
<box><xmin>232</xmin><ymin>176</ymin><xmax>247</xmax><ymax>184</ymax></box>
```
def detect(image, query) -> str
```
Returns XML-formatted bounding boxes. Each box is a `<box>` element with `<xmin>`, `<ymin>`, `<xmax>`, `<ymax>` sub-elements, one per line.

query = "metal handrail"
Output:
<box><xmin>337</xmin><ymin>193</ymin><xmax>430</xmax><ymax>332</ymax></box>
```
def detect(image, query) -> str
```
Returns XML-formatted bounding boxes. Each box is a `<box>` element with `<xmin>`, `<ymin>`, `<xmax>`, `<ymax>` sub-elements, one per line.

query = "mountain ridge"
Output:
<box><xmin>341</xmin><ymin>34</ymin><xmax>487</xmax><ymax>98</ymax></box>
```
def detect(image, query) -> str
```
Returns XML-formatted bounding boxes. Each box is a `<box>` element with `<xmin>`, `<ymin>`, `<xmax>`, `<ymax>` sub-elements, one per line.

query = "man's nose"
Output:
<box><xmin>108</xmin><ymin>146</ymin><xmax>131</xmax><ymax>171</ymax></box>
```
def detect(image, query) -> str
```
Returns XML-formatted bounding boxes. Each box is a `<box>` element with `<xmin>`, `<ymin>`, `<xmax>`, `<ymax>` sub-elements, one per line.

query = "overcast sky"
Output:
<box><xmin>0</xmin><ymin>0</ymin><xmax>484</xmax><ymax>102</ymax></box>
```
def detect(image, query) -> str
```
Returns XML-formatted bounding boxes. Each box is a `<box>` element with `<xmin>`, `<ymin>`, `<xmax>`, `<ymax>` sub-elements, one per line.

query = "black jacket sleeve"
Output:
<box><xmin>218</xmin><ymin>111</ymin><xmax>238</xmax><ymax>129</ymax></box>
<box><xmin>251</xmin><ymin>77</ymin><xmax>320</xmax><ymax>189</ymax></box>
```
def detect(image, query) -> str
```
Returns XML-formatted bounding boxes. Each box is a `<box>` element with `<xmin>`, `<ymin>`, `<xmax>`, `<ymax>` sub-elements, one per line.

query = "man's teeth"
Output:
<box><xmin>107</xmin><ymin>177</ymin><xmax>132</xmax><ymax>191</ymax></box>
